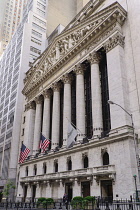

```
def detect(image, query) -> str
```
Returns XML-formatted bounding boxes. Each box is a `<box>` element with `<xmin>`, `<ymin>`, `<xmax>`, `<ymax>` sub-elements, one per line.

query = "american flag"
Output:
<box><xmin>40</xmin><ymin>134</ymin><xmax>50</xmax><ymax>152</ymax></box>
<box><xmin>19</xmin><ymin>143</ymin><xmax>30</xmax><ymax>163</ymax></box>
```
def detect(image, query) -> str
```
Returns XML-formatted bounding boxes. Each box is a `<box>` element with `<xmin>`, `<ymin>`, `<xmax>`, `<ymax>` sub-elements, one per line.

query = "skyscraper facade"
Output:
<box><xmin>0</xmin><ymin>0</ymin><xmax>27</xmax><ymax>56</ymax></box>
<box><xmin>0</xmin><ymin>0</ymin><xmax>47</xmax><ymax>199</ymax></box>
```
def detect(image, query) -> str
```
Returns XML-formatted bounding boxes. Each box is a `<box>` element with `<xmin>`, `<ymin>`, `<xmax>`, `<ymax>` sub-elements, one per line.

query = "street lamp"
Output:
<box><xmin>108</xmin><ymin>100</ymin><xmax>134</xmax><ymax>127</ymax></box>
<box><xmin>133</xmin><ymin>175</ymin><xmax>139</xmax><ymax>201</ymax></box>
<box><xmin>108</xmin><ymin>100</ymin><xmax>139</xmax><ymax>200</ymax></box>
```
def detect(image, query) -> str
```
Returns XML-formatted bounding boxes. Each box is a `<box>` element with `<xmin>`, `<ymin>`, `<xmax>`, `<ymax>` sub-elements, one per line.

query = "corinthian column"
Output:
<box><xmin>88</xmin><ymin>52</ymin><xmax>103</xmax><ymax>138</ymax></box>
<box><xmin>104</xmin><ymin>32</ymin><xmax>131</xmax><ymax>129</ymax></box>
<box><xmin>42</xmin><ymin>90</ymin><xmax>52</xmax><ymax>139</ymax></box>
<box><xmin>62</xmin><ymin>74</ymin><xmax>72</xmax><ymax>147</ymax></box>
<box><xmin>33</xmin><ymin>96</ymin><xmax>43</xmax><ymax>154</ymax></box>
<box><xmin>24</xmin><ymin>102</ymin><xmax>36</xmax><ymax>153</ymax></box>
<box><xmin>75</xmin><ymin>64</ymin><xmax>86</xmax><ymax>141</ymax></box>
<box><xmin>51</xmin><ymin>83</ymin><xmax>61</xmax><ymax>150</ymax></box>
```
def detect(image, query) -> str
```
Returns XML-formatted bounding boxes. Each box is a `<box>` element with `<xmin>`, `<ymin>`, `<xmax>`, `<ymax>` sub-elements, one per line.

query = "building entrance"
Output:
<box><xmin>101</xmin><ymin>180</ymin><xmax>113</xmax><ymax>200</ymax></box>
<box><xmin>81</xmin><ymin>181</ymin><xmax>90</xmax><ymax>197</ymax></box>
<box><xmin>65</xmin><ymin>183</ymin><xmax>73</xmax><ymax>201</ymax></box>
<box><xmin>32</xmin><ymin>185</ymin><xmax>36</xmax><ymax>202</ymax></box>
<box><xmin>23</xmin><ymin>185</ymin><xmax>27</xmax><ymax>202</ymax></box>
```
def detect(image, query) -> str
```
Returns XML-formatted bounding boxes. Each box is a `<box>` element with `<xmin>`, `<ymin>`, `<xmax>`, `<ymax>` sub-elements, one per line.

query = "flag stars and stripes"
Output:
<box><xmin>19</xmin><ymin>143</ymin><xmax>30</xmax><ymax>163</ymax></box>
<box><xmin>39</xmin><ymin>134</ymin><xmax>50</xmax><ymax>152</ymax></box>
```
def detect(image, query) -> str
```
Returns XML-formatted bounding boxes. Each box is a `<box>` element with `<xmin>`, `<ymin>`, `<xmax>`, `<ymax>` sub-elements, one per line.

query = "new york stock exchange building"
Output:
<box><xmin>16</xmin><ymin>0</ymin><xmax>140</xmax><ymax>202</ymax></box>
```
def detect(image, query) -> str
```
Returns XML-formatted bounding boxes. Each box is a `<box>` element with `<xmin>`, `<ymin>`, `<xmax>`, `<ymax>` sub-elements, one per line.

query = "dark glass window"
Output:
<box><xmin>59</xmin><ymin>84</ymin><xmax>64</xmax><ymax>147</ymax></box>
<box><xmin>84</xmin><ymin>156</ymin><xmax>89</xmax><ymax>168</ymax></box>
<box><xmin>43</xmin><ymin>163</ymin><xmax>47</xmax><ymax>174</ymax></box>
<box><xmin>34</xmin><ymin>165</ymin><xmax>37</xmax><ymax>175</ymax></box>
<box><xmin>84</xmin><ymin>63</ymin><xmax>93</xmax><ymax>139</ymax></box>
<box><xmin>25</xmin><ymin>166</ymin><xmax>28</xmax><ymax>176</ymax></box>
<box><xmin>55</xmin><ymin>162</ymin><xmax>58</xmax><ymax>172</ymax></box>
<box><xmin>99</xmin><ymin>49</ymin><xmax>111</xmax><ymax>134</ymax></box>
<box><xmin>68</xmin><ymin>159</ymin><xmax>72</xmax><ymax>171</ymax></box>
<box><xmin>49</xmin><ymin>94</ymin><xmax>53</xmax><ymax>150</ymax></box>
<box><xmin>71</xmin><ymin>74</ymin><xmax>76</xmax><ymax>126</ymax></box>
<box><xmin>103</xmin><ymin>152</ymin><xmax>109</xmax><ymax>165</ymax></box>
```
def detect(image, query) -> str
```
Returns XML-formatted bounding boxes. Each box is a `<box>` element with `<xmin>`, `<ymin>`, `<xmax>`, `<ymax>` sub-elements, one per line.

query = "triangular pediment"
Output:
<box><xmin>23</xmin><ymin>1</ymin><xmax>127</xmax><ymax>96</ymax></box>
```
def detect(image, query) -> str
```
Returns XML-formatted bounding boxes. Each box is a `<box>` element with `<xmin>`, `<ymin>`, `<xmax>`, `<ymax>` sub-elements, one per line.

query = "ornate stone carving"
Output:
<box><xmin>34</xmin><ymin>96</ymin><xmax>43</xmax><ymax>104</ymax></box>
<box><xmin>104</xmin><ymin>32</ymin><xmax>125</xmax><ymax>53</ymax></box>
<box><xmin>101</xmin><ymin>147</ymin><xmax>107</xmax><ymax>154</ymax></box>
<box><xmin>62</xmin><ymin>73</ymin><xmax>73</xmax><ymax>84</ymax></box>
<box><xmin>93</xmin><ymin>175</ymin><xmax>99</xmax><ymax>185</ymax></box>
<box><xmin>82</xmin><ymin>152</ymin><xmax>88</xmax><ymax>158</ymax></box>
<box><xmin>74</xmin><ymin>63</ymin><xmax>86</xmax><ymax>75</ymax></box>
<box><xmin>23</xmin><ymin>2</ymin><xmax>127</xmax><ymax>96</ymax></box>
<box><xmin>67</xmin><ymin>156</ymin><xmax>71</xmax><ymax>162</ymax></box>
<box><xmin>87</xmin><ymin>51</ymin><xmax>101</xmax><ymax>64</ymax></box>
<box><xmin>51</xmin><ymin>82</ymin><xmax>62</xmax><ymax>92</ymax></box>
<box><xmin>25</xmin><ymin>102</ymin><xmax>35</xmax><ymax>111</ymax></box>
<box><xmin>42</xmin><ymin>89</ymin><xmax>52</xmax><ymax>98</ymax></box>
<box><xmin>74</xmin><ymin>178</ymin><xmax>80</xmax><ymax>185</ymax></box>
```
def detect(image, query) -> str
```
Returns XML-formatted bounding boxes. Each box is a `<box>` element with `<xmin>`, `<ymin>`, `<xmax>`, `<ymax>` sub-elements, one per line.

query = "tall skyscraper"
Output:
<box><xmin>0</xmin><ymin>0</ymin><xmax>27</xmax><ymax>56</ymax></box>
<box><xmin>0</xmin><ymin>0</ymin><xmax>47</xmax><ymax>199</ymax></box>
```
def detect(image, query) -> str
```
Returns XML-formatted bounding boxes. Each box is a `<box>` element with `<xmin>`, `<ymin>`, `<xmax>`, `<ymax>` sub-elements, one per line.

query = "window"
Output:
<box><xmin>103</xmin><ymin>152</ymin><xmax>109</xmax><ymax>165</ymax></box>
<box><xmin>43</xmin><ymin>163</ymin><xmax>47</xmax><ymax>174</ymax></box>
<box><xmin>67</xmin><ymin>159</ymin><xmax>72</xmax><ymax>171</ymax></box>
<box><xmin>33</xmin><ymin>165</ymin><xmax>37</xmax><ymax>175</ymax></box>
<box><xmin>23</xmin><ymin>116</ymin><xmax>25</xmax><ymax>124</ymax></box>
<box><xmin>33</xmin><ymin>16</ymin><xmax>46</xmax><ymax>26</ymax></box>
<box><xmin>22</xmin><ymin>128</ymin><xmax>24</xmax><ymax>136</ymax></box>
<box><xmin>30</xmin><ymin>46</ymin><xmax>41</xmax><ymax>55</ymax></box>
<box><xmin>25</xmin><ymin>166</ymin><xmax>28</xmax><ymax>176</ymax></box>
<box><xmin>37</xmin><ymin>8</ymin><xmax>45</xmax><ymax>17</ymax></box>
<box><xmin>32</xmin><ymin>29</ymin><xmax>42</xmax><ymax>38</ymax></box>
<box><xmin>83</xmin><ymin>156</ymin><xmax>88</xmax><ymax>168</ymax></box>
<box><xmin>32</xmin><ymin>23</ymin><xmax>46</xmax><ymax>32</ymax></box>
<box><xmin>54</xmin><ymin>160</ymin><xmax>58</xmax><ymax>172</ymax></box>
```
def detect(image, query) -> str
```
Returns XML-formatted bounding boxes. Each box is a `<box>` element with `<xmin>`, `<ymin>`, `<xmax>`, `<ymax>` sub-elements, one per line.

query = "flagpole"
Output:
<box><xmin>66</xmin><ymin>117</ymin><xmax>86</xmax><ymax>137</ymax></box>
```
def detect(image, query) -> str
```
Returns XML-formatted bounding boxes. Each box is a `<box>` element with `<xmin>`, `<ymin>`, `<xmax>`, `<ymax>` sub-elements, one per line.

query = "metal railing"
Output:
<box><xmin>0</xmin><ymin>198</ymin><xmax>140</xmax><ymax>210</ymax></box>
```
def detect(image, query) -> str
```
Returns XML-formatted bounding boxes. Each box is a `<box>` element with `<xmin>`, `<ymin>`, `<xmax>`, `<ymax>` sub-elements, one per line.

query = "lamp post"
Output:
<box><xmin>133</xmin><ymin>175</ymin><xmax>139</xmax><ymax>201</ymax></box>
<box><xmin>108</xmin><ymin>100</ymin><xmax>139</xmax><ymax>200</ymax></box>
<box><xmin>108</xmin><ymin>100</ymin><xmax>134</xmax><ymax>127</ymax></box>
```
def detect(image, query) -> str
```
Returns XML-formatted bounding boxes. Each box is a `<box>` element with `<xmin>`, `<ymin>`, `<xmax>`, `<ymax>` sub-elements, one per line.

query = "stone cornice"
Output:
<box><xmin>22</xmin><ymin>2</ymin><xmax>127</xmax><ymax>98</ymax></box>
<box><xmin>63</xmin><ymin>0</ymin><xmax>106</xmax><ymax>31</ymax></box>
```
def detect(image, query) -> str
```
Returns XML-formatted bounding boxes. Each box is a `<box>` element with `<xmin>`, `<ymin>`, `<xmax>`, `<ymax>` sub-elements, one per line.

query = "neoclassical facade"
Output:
<box><xmin>16</xmin><ymin>0</ymin><xmax>140</xmax><ymax>202</ymax></box>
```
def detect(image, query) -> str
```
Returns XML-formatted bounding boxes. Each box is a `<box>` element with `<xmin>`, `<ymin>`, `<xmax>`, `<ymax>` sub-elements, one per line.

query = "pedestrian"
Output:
<box><xmin>63</xmin><ymin>193</ymin><xmax>68</xmax><ymax>205</ymax></box>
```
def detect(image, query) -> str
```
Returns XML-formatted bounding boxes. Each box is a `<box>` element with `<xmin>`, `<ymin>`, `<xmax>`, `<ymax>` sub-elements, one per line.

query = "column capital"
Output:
<box><xmin>34</xmin><ymin>96</ymin><xmax>43</xmax><ymax>104</ymax></box>
<box><xmin>62</xmin><ymin>73</ymin><xmax>73</xmax><ymax>84</ymax></box>
<box><xmin>74</xmin><ymin>63</ymin><xmax>86</xmax><ymax>75</ymax></box>
<box><xmin>25</xmin><ymin>102</ymin><xmax>35</xmax><ymax>111</ymax></box>
<box><xmin>87</xmin><ymin>52</ymin><xmax>101</xmax><ymax>64</ymax></box>
<box><xmin>104</xmin><ymin>32</ymin><xmax>125</xmax><ymax>53</ymax></box>
<box><xmin>51</xmin><ymin>82</ymin><xmax>62</xmax><ymax>91</ymax></box>
<box><xmin>42</xmin><ymin>89</ymin><xmax>52</xmax><ymax>98</ymax></box>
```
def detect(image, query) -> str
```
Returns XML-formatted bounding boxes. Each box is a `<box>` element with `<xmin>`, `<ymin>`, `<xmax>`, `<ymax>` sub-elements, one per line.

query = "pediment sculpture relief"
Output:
<box><xmin>23</xmin><ymin>2</ymin><xmax>127</xmax><ymax>96</ymax></box>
